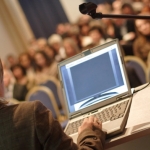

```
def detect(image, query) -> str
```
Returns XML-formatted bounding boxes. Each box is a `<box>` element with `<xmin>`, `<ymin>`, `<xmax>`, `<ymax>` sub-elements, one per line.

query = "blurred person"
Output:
<box><xmin>142</xmin><ymin>0</ymin><xmax>150</xmax><ymax>5</ymax></box>
<box><xmin>27</xmin><ymin>45</ymin><xmax>37</xmax><ymax>60</ymax></box>
<box><xmin>2</xmin><ymin>59</ymin><xmax>14</xmax><ymax>97</ymax></box>
<box><xmin>121</xmin><ymin>3</ymin><xmax>135</xmax><ymax>14</ymax></box>
<box><xmin>112</xmin><ymin>0</ymin><xmax>123</xmax><ymax>11</ymax></box>
<box><xmin>37</xmin><ymin>38</ymin><xmax>47</xmax><ymax>50</ymax></box>
<box><xmin>77</xmin><ymin>15</ymin><xmax>91</xmax><ymax>37</ymax></box>
<box><xmin>141</xmin><ymin>5</ymin><xmax>150</xmax><ymax>13</ymax></box>
<box><xmin>3</xmin><ymin>68</ymin><xmax>15</xmax><ymax>99</ymax></box>
<box><xmin>48</xmin><ymin>34</ymin><xmax>66</xmax><ymax>61</ymax></box>
<box><xmin>11</xmin><ymin>64</ymin><xmax>29</xmax><ymax>101</ymax></box>
<box><xmin>110</xmin><ymin>9</ymin><xmax>136</xmax><ymax>42</ymax></box>
<box><xmin>6</xmin><ymin>54</ymin><xmax>18</xmax><ymax>70</ymax></box>
<box><xmin>133</xmin><ymin>16</ymin><xmax>150</xmax><ymax>65</ymax></box>
<box><xmin>0</xmin><ymin>58</ymin><xmax>106</xmax><ymax>150</ymax></box>
<box><xmin>66</xmin><ymin>24</ymin><xmax>82</xmax><ymax>49</ymax></box>
<box><xmin>102</xmin><ymin>18</ymin><xmax>117</xmax><ymax>39</ymax></box>
<box><xmin>34</xmin><ymin>51</ymin><xmax>58</xmax><ymax>83</ymax></box>
<box><xmin>88</xmin><ymin>26</ymin><xmax>112</xmax><ymax>46</ymax></box>
<box><xmin>28</xmin><ymin>38</ymin><xmax>38</xmax><ymax>49</ymax></box>
<box><xmin>79</xmin><ymin>23</ymin><xmax>90</xmax><ymax>37</ymax></box>
<box><xmin>43</xmin><ymin>44</ymin><xmax>57</xmax><ymax>61</ymax></box>
<box><xmin>56</xmin><ymin>23</ymin><xmax>68</xmax><ymax>38</ymax></box>
<box><xmin>120</xmin><ymin>3</ymin><xmax>136</xmax><ymax>42</ymax></box>
<box><xmin>19</xmin><ymin>52</ymin><xmax>35</xmax><ymax>79</ymax></box>
<box><xmin>96</xmin><ymin>4</ymin><xmax>116</xmax><ymax>39</ymax></box>
<box><xmin>63</xmin><ymin>38</ymin><xmax>80</xmax><ymax>58</ymax></box>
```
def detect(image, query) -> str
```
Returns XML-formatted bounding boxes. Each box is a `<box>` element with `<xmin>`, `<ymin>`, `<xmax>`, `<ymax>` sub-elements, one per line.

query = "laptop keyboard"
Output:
<box><xmin>65</xmin><ymin>100</ymin><xmax>129</xmax><ymax>135</ymax></box>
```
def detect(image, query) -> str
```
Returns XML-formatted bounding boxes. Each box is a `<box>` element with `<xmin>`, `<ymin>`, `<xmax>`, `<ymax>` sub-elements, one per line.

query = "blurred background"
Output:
<box><xmin>0</xmin><ymin>0</ymin><xmax>150</xmax><ymax>125</ymax></box>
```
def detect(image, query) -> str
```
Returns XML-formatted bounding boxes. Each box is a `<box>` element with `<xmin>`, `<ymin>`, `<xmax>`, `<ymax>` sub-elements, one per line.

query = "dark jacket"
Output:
<box><xmin>0</xmin><ymin>101</ymin><xmax>105</xmax><ymax>150</ymax></box>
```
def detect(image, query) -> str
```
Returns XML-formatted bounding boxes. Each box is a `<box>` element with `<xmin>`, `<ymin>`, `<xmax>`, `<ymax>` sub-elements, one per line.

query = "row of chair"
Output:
<box><xmin>7</xmin><ymin>77</ymin><xmax>68</xmax><ymax>129</ymax></box>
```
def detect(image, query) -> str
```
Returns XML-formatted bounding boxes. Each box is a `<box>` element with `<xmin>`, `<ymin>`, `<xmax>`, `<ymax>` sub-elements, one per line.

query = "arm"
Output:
<box><xmin>34</xmin><ymin>101</ymin><xmax>105</xmax><ymax>150</ymax></box>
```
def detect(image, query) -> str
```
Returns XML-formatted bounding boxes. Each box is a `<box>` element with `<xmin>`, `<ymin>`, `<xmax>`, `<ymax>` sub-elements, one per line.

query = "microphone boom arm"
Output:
<box><xmin>79</xmin><ymin>2</ymin><xmax>150</xmax><ymax>20</ymax></box>
<box><xmin>91</xmin><ymin>12</ymin><xmax>150</xmax><ymax>20</ymax></box>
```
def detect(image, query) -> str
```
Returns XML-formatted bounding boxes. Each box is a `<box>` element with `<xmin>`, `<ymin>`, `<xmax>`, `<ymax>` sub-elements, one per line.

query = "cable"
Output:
<box><xmin>133</xmin><ymin>82</ymin><xmax>150</xmax><ymax>93</ymax></box>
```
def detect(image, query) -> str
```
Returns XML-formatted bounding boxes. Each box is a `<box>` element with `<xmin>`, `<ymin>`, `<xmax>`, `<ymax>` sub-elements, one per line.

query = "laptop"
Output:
<box><xmin>58</xmin><ymin>39</ymin><xmax>132</xmax><ymax>143</ymax></box>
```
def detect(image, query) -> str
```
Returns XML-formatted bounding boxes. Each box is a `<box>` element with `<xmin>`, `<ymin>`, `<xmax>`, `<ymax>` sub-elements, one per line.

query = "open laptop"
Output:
<box><xmin>58</xmin><ymin>39</ymin><xmax>132</xmax><ymax>143</ymax></box>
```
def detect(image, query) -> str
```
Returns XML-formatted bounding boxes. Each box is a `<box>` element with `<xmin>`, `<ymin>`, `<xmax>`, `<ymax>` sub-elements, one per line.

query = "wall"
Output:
<box><xmin>60</xmin><ymin>0</ymin><xmax>85</xmax><ymax>23</ymax></box>
<box><xmin>0</xmin><ymin>0</ymin><xmax>34</xmax><ymax>60</ymax></box>
<box><xmin>0</xmin><ymin>17</ymin><xmax>17</xmax><ymax>60</ymax></box>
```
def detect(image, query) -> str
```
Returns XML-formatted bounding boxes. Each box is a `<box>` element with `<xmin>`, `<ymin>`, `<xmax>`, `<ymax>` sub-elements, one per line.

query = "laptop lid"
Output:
<box><xmin>58</xmin><ymin>39</ymin><xmax>131</xmax><ymax>119</ymax></box>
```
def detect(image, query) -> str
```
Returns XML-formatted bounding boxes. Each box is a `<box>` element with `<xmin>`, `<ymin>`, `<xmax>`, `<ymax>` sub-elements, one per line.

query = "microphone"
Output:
<box><xmin>79</xmin><ymin>2</ymin><xmax>150</xmax><ymax>20</ymax></box>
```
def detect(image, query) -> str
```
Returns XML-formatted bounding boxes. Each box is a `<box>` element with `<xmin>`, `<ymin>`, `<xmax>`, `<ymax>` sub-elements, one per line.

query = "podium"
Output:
<box><xmin>105</xmin><ymin>84</ymin><xmax>150</xmax><ymax>150</ymax></box>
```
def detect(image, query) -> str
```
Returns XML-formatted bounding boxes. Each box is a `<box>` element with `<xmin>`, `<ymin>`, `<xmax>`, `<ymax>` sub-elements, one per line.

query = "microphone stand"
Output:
<box><xmin>79</xmin><ymin>2</ymin><xmax>150</xmax><ymax>20</ymax></box>
<box><xmin>91</xmin><ymin>13</ymin><xmax>150</xmax><ymax>20</ymax></box>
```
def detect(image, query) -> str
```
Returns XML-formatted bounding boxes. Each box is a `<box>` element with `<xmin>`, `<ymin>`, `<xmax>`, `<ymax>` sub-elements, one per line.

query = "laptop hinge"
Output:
<box><xmin>117</xmin><ymin>94</ymin><xmax>129</xmax><ymax>100</ymax></box>
<box><xmin>70</xmin><ymin>112</ymin><xmax>82</xmax><ymax>119</ymax></box>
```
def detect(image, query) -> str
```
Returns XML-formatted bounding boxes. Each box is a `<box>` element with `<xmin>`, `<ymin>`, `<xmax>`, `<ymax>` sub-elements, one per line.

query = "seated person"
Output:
<box><xmin>11</xmin><ymin>64</ymin><xmax>29</xmax><ymax>101</ymax></box>
<box><xmin>0</xmin><ymin>59</ymin><xmax>106</xmax><ymax>150</ymax></box>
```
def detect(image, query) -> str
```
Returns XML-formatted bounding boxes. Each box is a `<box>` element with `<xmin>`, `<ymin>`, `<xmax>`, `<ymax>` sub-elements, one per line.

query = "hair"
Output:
<box><xmin>34</xmin><ymin>51</ymin><xmax>51</xmax><ymax>71</ymax></box>
<box><xmin>63</xmin><ymin>38</ymin><xmax>80</xmax><ymax>56</ymax></box>
<box><xmin>89</xmin><ymin>26</ymin><xmax>106</xmax><ymax>39</ymax></box>
<box><xmin>48</xmin><ymin>34</ymin><xmax>62</xmax><ymax>45</ymax></box>
<box><xmin>11</xmin><ymin>64</ymin><xmax>27</xmax><ymax>76</ymax></box>
<box><xmin>45</xmin><ymin>44</ymin><xmax>57</xmax><ymax>57</ymax></box>
<box><xmin>135</xmin><ymin>13</ymin><xmax>150</xmax><ymax>37</ymax></box>
<box><xmin>121</xmin><ymin>3</ymin><xmax>134</xmax><ymax>11</ymax></box>
<box><xmin>19</xmin><ymin>52</ymin><xmax>32</xmax><ymax>61</ymax></box>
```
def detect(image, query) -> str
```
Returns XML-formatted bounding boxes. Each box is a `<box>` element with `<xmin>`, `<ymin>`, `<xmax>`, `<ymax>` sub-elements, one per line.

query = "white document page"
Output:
<box><xmin>126</xmin><ymin>86</ymin><xmax>150</xmax><ymax>128</ymax></box>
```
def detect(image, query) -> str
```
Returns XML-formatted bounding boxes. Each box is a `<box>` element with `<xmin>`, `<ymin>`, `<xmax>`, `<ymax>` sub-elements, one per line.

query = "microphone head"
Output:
<box><xmin>79</xmin><ymin>2</ymin><xmax>97</xmax><ymax>15</ymax></box>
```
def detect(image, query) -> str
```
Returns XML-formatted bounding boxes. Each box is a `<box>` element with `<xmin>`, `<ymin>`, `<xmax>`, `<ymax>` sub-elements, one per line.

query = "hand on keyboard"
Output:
<box><xmin>78</xmin><ymin>116</ymin><xmax>102</xmax><ymax>135</ymax></box>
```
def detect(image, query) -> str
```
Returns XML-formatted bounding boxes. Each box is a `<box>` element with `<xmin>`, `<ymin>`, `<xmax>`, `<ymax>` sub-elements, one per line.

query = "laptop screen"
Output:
<box><xmin>60</xmin><ymin>43</ymin><xmax>128</xmax><ymax>113</ymax></box>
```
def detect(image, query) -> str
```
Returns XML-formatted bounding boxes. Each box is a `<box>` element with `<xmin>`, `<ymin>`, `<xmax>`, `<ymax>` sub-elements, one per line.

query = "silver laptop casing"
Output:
<box><xmin>58</xmin><ymin>39</ymin><xmax>132</xmax><ymax>142</ymax></box>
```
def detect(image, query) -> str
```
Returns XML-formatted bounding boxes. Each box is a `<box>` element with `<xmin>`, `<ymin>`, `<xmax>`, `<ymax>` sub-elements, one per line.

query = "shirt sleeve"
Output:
<box><xmin>34</xmin><ymin>101</ymin><xmax>106</xmax><ymax>150</ymax></box>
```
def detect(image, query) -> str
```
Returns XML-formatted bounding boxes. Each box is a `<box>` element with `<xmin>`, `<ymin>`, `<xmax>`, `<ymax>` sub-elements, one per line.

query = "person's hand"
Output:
<box><xmin>78</xmin><ymin>116</ymin><xmax>102</xmax><ymax>135</ymax></box>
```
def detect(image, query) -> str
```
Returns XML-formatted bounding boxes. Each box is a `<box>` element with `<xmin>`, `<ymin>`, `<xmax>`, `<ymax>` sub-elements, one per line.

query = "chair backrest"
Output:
<box><xmin>25</xmin><ymin>86</ymin><xmax>60</xmax><ymax>119</ymax></box>
<box><xmin>124</xmin><ymin>56</ymin><xmax>148</xmax><ymax>84</ymax></box>
<box><xmin>40</xmin><ymin>77</ymin><xmax>64</xmax><ymax>110</ymax></box>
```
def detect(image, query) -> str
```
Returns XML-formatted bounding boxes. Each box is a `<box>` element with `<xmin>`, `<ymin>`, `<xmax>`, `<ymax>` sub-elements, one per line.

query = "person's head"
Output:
<box><xmin>19</xmin><ymin>52</ymin><xmax>32</xmax><ymax>69</ymax></box>
<box><xmin>121</xmin><ymin>3</ymin><xmax>134</xmax><ymax>15</ymax></box>
<box><xmin>37</xmin><ymin>38</ymin><xmax>47</xmax><ymax>50</ymax></box>
<box><xmin>56</xmin><ymin>23</ymin><xmax>66</xmax><ymax>35</ymax></box>
<box><xmin>63</xmin><ymin>38</ymin><xmax>80</xmax><ymax>58</ymax></box>
<box><xmin>48</xmin><ymin>34</ymin><xmax>62</xmax><ymax>53</ymax></box>
<box><xmin>135</xmin><ymin>18</ymin><xmax>150</xmax><ymax>36</ymax></box>
<box><xmin>43</xmin><ymin>44</ymin><xmax>57</xmax><ymax>60</ymax></box>
<box><xmin>27</xmin><ymin>45</ymin><xmax>37</xmax><ymax>59</ymax></box>
<box><xmin>88</xmin><ymin>26</ymin><xmax>105</xmax><ymax>45</ymax></box>
<box><xmin>11</xmin><ymin>64</ymin><xmax>26</xmax><ymax>80</ymax></box>
<box><xmin>7</xmin><ymin>54</ymin><xmax>17</xmax><ymax>67</ymax></box>
<box><xmin>34</xmin><ymin>51</ymin><xmax>51</xmax><ymax>71</ymax></box>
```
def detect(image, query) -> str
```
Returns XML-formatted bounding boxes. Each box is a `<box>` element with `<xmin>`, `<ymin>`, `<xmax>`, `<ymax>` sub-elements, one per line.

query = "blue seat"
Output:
<box><xmin>125</xmin><ymin>56</ymin><xmax>148</xmax><ymax>84</ymax></box>
<box><xmin>26</xmin><ymin>86</ymin><xmax>60</xmax><ymax>119</ymax></box>
<box><xmin>40</xmin><ymin>78</ymin><xmax>62</xmax><ymax>110</ymax></box>
<box><xmin>126</xmin><ymin>61</ymin><xmax>146</xmax><ymax>84</ymax></box>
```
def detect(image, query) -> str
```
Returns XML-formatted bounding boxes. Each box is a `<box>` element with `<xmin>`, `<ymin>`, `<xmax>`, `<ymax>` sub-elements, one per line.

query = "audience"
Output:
<box><xmin>2</xmin><ymin>0</ymin><xmax>150</xmax><ymax>130</ymax></box>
